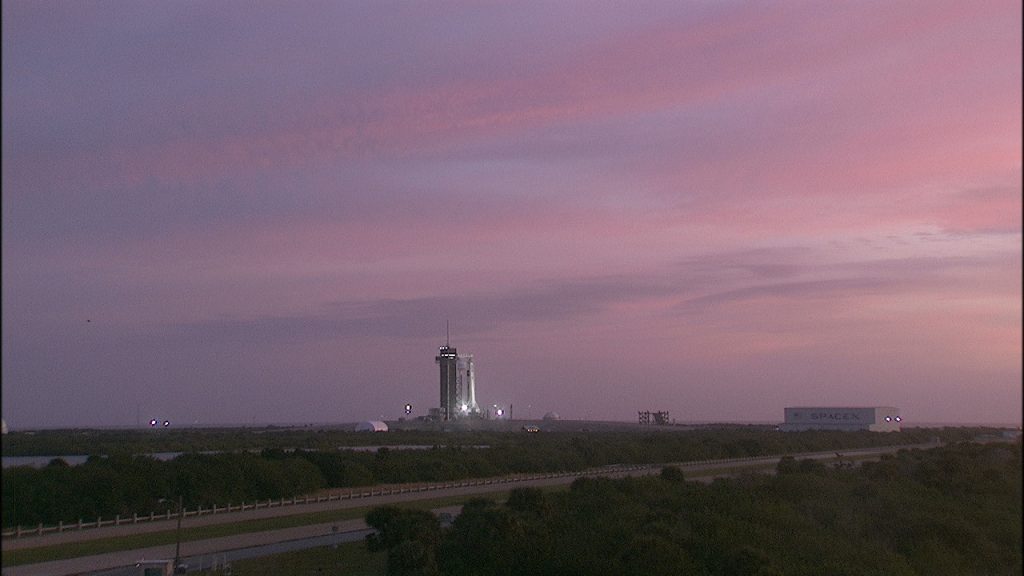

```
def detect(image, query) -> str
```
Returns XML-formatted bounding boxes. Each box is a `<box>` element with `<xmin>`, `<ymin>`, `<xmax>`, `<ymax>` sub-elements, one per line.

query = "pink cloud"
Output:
<box><xmin>9</xmin><ymin>0</ymin><xmax>1018</xmax><ymax>196</ymax></box>
<box><xmin>927</xmin><ymin>186</ymin><xmax>1023</xmax><ymax>234</ymax></box>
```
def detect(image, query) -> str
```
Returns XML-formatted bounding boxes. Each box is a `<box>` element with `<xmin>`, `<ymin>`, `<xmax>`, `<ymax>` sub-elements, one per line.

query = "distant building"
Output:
<box><xmin>543</xmin><ymin>412</ymin><xmax>560</xmax><ymax>421</ymax></box>
<box><xmin>354</xmin><ymin>420</ymin><xmax>388</xmax><ymax>432</ymax></box>
<box><xmin>780</xmin><ymin>407</ymin><xmax>901</xmax><ymax>432</ymax></box>
<box><xmin>436</xmin><ymin>343</ymin><xmax>459</xmax><ymax>421</ymax></box>
<box><xmin>435</xmin><ymin>333</ymin><xmax>479</xmax><ymax>421</ymax></box>
<box><xmin>638</xmin><ymin>410</ymin><xmax>671</xmax><ymax>425</ymax></box>
<box><xmin>1</xmin><ymin>419</ymin><xmax>7</xmax><ymax>435</ymax></box>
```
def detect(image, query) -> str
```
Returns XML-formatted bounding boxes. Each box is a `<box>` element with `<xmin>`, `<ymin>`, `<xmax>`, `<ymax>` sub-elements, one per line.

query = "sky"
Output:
<box><xmin>2</xmin><ymin>1</ymin><xmax>1021</xmax><ymax>429</ymax></box>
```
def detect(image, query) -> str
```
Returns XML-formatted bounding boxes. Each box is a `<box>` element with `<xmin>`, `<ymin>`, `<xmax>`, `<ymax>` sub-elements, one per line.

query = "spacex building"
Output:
<box><xmin>781</xmin><ymin>407</ymin><xmax>902</xmax><ymax>432</ymax></box>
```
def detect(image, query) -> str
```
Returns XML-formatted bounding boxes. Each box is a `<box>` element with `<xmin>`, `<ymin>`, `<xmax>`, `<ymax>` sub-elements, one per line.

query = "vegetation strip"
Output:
<box><xmin>365</xmin><ymin>442</ymin><xmax>1022</xmax><ymax>575</ymax></box>
<box><xmin>2</xmin><ymin>493</ymin><xmax>501</xmax><ymax>567</ymax></box>
<box><xmin>3</xmin><ymin>461</ymin><xmax>783</xmax><ymax>568</ymax></box>
<box><xmin>5</xmin><ymin>426</ymin><xmax>959</xmax><ymax>533</ymax></box>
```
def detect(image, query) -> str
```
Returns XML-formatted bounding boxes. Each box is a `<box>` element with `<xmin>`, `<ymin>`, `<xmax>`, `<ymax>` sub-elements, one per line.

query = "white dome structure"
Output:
<box><xmin>542</xmin><ymin>412</ymin><xmax>560</xmax><ymax>421</ymax></box>
<box><xmin>354</xmin><ymin>420</ymin><xmax>388</xmax><ymax>432</ymax></box>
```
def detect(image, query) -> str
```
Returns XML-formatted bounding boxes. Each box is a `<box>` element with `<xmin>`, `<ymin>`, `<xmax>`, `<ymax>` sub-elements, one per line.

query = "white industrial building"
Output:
<box><xmin>780</xmin><ymin>407</ymin><xmax>902</xmax><ymax>432</ymax></box>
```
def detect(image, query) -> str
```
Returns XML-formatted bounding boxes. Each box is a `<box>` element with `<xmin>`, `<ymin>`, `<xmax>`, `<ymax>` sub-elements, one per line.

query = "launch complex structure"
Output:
<box><xmin>435</xmin><ymin>324</ymin><xmax>479</xmax><ymax>421</ymax></box>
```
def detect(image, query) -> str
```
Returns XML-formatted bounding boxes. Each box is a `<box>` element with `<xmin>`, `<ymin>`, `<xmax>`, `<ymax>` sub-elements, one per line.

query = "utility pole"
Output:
<box><xmin>174</xmin><ymin>495</ymin><xmax>183</xmax><ymax>571</ymax></box>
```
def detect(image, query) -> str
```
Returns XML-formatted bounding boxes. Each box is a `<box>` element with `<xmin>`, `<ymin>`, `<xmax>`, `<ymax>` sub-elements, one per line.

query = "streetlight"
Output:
<box><xmin>157</xmin><ymin>496</ymin><xmax>186</xmax><ymax>574</ymax></box>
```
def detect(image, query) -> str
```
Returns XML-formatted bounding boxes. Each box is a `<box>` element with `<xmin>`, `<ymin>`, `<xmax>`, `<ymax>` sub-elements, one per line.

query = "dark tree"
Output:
<box><xmin>365</xmin><ymin>506</ymin><xmax>441</xmax><ymax>576</ymax></box>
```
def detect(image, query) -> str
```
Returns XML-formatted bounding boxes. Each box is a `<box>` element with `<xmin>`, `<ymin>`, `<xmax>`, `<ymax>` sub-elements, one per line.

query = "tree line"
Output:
<box><xmin>1</xmin><ymin>427</ymin><xmax>463</xmax><ymax>457</ymax></box>
<box><xmin>366</xmin><ymin>440</ymin><xmax>1022</xmax><ymax>575</ymax></box>
<box><xmin>1</xmin><ymin>424</ymin><xmax>994</xmax><ymax>458</ymax></box>
<box><xmin>1</xmin><ymin>426</ymin><xmax>970</xmax><ymax>529</ymax></box>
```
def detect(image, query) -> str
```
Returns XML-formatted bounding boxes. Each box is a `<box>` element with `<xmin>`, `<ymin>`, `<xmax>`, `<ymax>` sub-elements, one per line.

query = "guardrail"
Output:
<box><xmin>2</xmin><ymin>441</ymin><xmax>937</xmax><ymax>540</ymax></box>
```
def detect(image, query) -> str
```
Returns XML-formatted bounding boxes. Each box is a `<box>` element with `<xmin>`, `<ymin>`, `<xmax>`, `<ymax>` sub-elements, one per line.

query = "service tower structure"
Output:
<box><xmin>436</xmin><ymin>341</ymin><xmax>458</xmax><ymax>421</ymax></box>
<box><xmin>435</xmin><ymin>322</ymin><xmax>479</xmax><ymax>421</ymax></box>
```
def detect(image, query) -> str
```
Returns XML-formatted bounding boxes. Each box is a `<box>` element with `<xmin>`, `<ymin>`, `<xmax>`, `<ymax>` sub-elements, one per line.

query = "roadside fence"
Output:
<box><xmin>1</xmin><ymin>466</ymin><xmax>653</xmax><ymax>539</ymax></box>
<box><xmin>2</xmin><ymin>441</ymin><xmax>936</xmax><ymax>540</ymax></box>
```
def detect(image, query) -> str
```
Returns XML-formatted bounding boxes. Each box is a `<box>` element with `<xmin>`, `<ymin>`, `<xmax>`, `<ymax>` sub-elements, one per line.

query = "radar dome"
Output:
<box><xmin>355</xmin><ymin>420</ymin><xmax>388</xmax><ymax>432</ymax></box>
<box><xmin>542</xmin><ymin>412</ymin><xmax>560</xmax><ymax>421</ymax></box>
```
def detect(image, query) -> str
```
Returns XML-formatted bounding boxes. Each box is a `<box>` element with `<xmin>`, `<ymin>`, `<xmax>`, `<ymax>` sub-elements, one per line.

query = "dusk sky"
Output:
<box><xmin>3</xmin><ymin>1</ymin><xmax>1021</xmax><ymax>429</ymax></box>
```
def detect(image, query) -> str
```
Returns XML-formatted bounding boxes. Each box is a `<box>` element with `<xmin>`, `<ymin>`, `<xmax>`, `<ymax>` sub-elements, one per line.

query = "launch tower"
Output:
<box><xmin>435</xmin><ymin>322</ymin><xmax>479</xmax><ymax>420</ymax></box>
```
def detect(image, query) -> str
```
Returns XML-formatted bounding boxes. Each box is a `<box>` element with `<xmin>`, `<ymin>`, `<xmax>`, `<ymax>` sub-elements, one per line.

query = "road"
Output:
<box><xmin>1</xmin><ymin>443</ymin><xmax>936</xmax><ymax>576</ymax></box>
